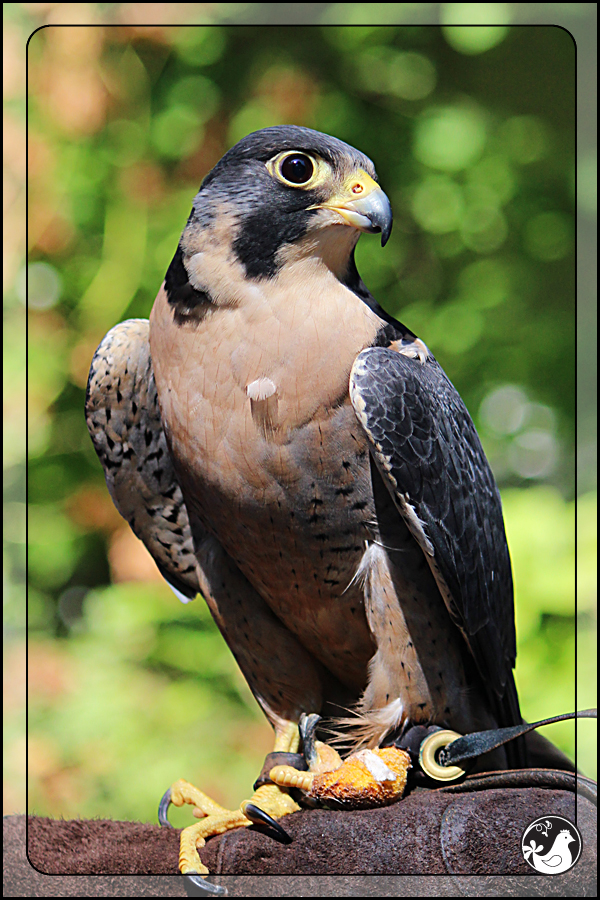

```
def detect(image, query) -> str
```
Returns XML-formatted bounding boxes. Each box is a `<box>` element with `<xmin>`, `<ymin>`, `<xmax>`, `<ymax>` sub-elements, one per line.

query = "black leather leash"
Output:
<box><xmin>397</xmin><ymin>709</ymin><xmax>597</xmax><ymax>782</ymax></box>
<box><xmin>440</xmin><ymin>708</ymin><xmax>596</xmax><ymax>767</ymax></box>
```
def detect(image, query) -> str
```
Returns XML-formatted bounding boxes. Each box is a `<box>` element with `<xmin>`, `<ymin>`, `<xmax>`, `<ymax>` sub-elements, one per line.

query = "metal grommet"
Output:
<box><xmin>419</xmin><ymin>729</ymin><xmax>466</xmax><ymax>781</ymax></box>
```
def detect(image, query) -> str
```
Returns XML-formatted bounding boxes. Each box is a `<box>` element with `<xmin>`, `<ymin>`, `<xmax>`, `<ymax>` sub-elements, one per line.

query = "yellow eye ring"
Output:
<box><xmin>267</xmin><ymin>151</ymin><xmax>330</xmax><ymax>190</ymax></box>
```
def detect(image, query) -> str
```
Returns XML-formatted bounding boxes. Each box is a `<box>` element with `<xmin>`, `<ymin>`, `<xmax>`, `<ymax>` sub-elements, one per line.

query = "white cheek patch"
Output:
<box><xmin>186</xmin><ymin>252</ymin><xmax>207</xmax><ymax>290</ymax></box>
<box><xmin>184</xmin><ymin>217</ymin><xmax>251</xmax><ymax>306</ymax></box>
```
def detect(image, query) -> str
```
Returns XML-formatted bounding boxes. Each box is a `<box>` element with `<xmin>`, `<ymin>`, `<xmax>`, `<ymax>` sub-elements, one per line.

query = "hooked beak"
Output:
<box><xmin>310</xmin><ymin>169</ymin><xmax>393</xmax><ymax>246</ymax></box>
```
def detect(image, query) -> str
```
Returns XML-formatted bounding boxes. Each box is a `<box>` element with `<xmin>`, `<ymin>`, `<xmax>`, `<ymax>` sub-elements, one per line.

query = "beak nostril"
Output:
<box><xmin>352</xmin><ymin>183</ymin><xmax>364</xmax><ymax>194</ymax></box>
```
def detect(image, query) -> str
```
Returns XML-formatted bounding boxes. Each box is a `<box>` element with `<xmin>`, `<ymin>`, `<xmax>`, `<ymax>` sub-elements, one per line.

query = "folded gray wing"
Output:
<box><xmin>85</xmin><ymin>319</ymin><xmax>200</xmax><ymax>601</ymax></box>
<box><xmin>350</xmin><ymin>346</ymin><xmax>516</xmax><ymax>701</ymax></box>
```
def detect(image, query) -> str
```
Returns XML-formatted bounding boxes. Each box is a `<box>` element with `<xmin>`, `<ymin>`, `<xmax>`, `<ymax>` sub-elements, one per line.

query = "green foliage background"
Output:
<box><xmin>4</xmin><ymin>8</ymin><xmax>596</xmax><ymax>823</ymax></box>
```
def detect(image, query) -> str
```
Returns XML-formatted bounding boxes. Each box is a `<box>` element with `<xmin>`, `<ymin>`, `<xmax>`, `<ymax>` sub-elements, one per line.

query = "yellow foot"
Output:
<box><xmin>270</xmin><ymin>745</ymin><xmax>411</xmax><ymax>808</ymax></box>
<box><xmin>159</xmin><ymin>721</ymin><xmax>301</xmax><ymax>885</ymax></box>
<box><xmin>269</xmin><ymin>714</ymin><xmax>411</xmax><ymax>809</ymax></box>
<box><xmin>163</xmin><ymin>780</ymin><xmax>299</xmax><ymax>876</ymax></box>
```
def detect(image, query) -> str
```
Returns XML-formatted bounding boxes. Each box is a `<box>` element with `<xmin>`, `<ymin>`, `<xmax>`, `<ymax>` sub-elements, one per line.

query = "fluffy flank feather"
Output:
<box><xmin>326</xmin><ymin>697</ymin><xmax>405</xmax><ymax>752</ymax></box>
<box><xmin>343</xmin><ymin>540</ymin><xmax>375</xmax><ymax>594</ymax></box>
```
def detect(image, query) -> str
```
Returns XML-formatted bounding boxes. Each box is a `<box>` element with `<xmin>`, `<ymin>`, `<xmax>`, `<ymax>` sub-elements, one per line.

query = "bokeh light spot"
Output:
<box><xmin>467</xmin><ymin>155</ymin><xmax>516</xmax><ymax>206</ymax></box>
<box><xmin>167</xmin><ymin>75</ymin><xmax>220</xmax><ymax>124</ymax></box>
<box><xmin>359</xmin><ymin>47</ymin><xmax>436</xmax><ymax>100</ymax></box>
<box><xmin>443</xmin><ymin>24</ymin><xmax>509</xmax><ymax>55</ymax></box>
<box><xmin>19</xmin><ymin>262</ymin><xmax>63</xmax><ymax>310</ymax></box>
<box><xmin>523</xmin><ymin>403</ymin><xmax>556</xmax><ymax>433</ymax></box>
<box><xmin>441</xmin><ymin>3</ymin><xmax>511</xmax><ymax>24</ymax></box>
<box><xmin>414</xmin><ymin>106</ymin><xmax>487</xmax><ymax>171</ymax></box>
<box><xmin>509</xmin><ymin>430</ymin><xmax>558</xmax><ymax>479</ymax></box>
<box><xmin>150</xmin><ymin>106</ymin><xmax>204</xmax><ymax>159</ymax></box>
<box><xmin>432</xmin><ymin>231</ymin><xmax>465</xmax><ymax>258</ymax></box>
<box><xmin>173</xmin><ymin>26</ymin><xmax>226</xmax><ymax>67</ymax></box>
<box><xmin>480</xmin><ymin>385</ymin><xmax>529</xmax><ymax>435</ymax></box>
<box><xmin>441</xmin><ymin>4</ymin><xmax>511</xmax><ymax>54</ymax></box>
<box><xmin>499</xmin><ymin>115</ymin><xmax>548</xmax><ymax>164</ymax></box>
<box><xmin>411</xmin><ymin>175</ymin><xmax>464</xmax><ymax>233</ymax></box>
<box><xmin>461</xmin><ymin>204</ymin><xmax>508</xmax><ymax>253</ymax></box>
<box><xmin>28</xmin><ymin>504</ymin><xmax>78</xmax><ymax>589</ymax></box>
<box><xmin>387</xmin><ymin>51</ymin><xmax>436</xmax><ymax>100</ymax></box>
<box><xmin>457</xmin><ymin>257</ymin><xmax>510</xmax><ymax>309</ymax></box>
<box><xmin>429</xmin><ymin>303</ymin><xmax>484</xmax><ymax>354</ymax></box>
<box><xmin>524</xmin><ymin>211</ymin><xmax>573</xmax><ymax>261</ymax></box>
<box><xmin>228</xmin><ymin>104</ymin><xmax>283</xmax><ymax>146</ymax></box>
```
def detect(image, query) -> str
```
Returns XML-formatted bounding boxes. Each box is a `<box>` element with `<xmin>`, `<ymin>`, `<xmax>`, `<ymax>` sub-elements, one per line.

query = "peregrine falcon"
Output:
<box><xmin>86</xmin><ymin>125</ymin><xmax>523</xmax><ymax>880</ymax></box>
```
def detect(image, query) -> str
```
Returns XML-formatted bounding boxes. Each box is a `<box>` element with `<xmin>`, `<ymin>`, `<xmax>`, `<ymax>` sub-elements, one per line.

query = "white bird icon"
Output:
<box><xmin>524</xmin><ymin>829</ymin><xmax>575</xmax><ymax>874</ymax></box>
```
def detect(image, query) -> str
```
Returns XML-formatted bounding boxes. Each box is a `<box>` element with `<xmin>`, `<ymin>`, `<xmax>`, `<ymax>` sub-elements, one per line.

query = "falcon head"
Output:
<box><xmin>172</xmin><ymin>125</ymin><xmax>392</xmax><ymax>292</ymax></box>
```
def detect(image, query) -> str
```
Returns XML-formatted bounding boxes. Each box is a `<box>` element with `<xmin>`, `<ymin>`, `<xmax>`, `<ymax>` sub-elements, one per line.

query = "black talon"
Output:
<box><xmin>243</xmin><ymin>802</ymin><xmax>293</xmax><ymax>844</ymax></box>
<box><xmin>299</xmin><ymin>712</ymin><xmax>322</xmax><ymax>768</ymax></box>
<box><xmin>184</xmin><ymin>873</ymin><xmax>228</xmax><ymax>896</ymax></box>
<box><xmin>158</xmin><ymin>787</ymin><xmax>173</xmax><ymax>827</ymax></box>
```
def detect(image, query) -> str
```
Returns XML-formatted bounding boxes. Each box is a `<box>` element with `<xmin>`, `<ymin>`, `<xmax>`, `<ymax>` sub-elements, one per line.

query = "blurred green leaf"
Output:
<box><xmin>151</xmin><ymin>105</ymin><xmax>205</xmax><ymax>160</ymax></box>
<box><xmin>173</xmin><ymin>25</ymin><xmax>227</xmax><ymax>67</ymax></box>
<box><xmin>28</xmin><ymin>505</ymin><xmax>80</xmax><ymax>589</ymax></box>
<box><xmin>78</xmin><ymin>201</ymin><xmax>148</xmax><ymax>332</ymax></box>
<box><xmin>503</xmin><ymin>487</ymin><xmax>575</xmax><ymax>637</ymax></box>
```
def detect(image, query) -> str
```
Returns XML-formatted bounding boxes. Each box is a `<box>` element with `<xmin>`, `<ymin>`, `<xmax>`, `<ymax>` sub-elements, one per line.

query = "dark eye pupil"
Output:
<box><xmin>281</xmin><ymin>154</ymin><xmax>313</xmax><ymax>184</ymax></box>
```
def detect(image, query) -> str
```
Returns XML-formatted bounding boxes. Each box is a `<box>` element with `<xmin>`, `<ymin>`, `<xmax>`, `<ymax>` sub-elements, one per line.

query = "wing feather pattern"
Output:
<box><xmin>350</xmin><ymin>346</ymin><xmax>516</xmax><ymax>710</ymax></box>
<box><xmin>85</xmin><ymin>319</ymin><xmax>200</xmax><ymax>601</ymax></box>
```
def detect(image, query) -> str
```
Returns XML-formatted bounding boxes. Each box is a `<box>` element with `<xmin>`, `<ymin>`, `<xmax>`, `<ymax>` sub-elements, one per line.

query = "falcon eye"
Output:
<box><xmin>279</xmin><ymin>154</ymin><xmax>314</xmax><ymax>185</ymax></box>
